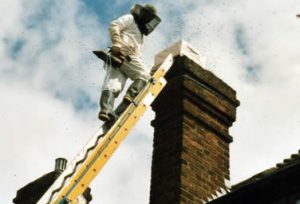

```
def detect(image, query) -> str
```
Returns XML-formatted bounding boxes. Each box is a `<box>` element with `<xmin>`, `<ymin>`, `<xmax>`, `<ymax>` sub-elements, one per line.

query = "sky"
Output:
<box><xmin>1</xmin><ymin>0</ymin><xmax>300</xmax><ymax>203</ymax></box>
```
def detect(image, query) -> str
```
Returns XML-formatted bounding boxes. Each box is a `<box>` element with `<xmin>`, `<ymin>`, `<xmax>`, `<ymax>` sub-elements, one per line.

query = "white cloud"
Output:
<box><xmin>1</xmin><ymin>0</ymin><xmax>105</xmax><ymax>109</ymax></box>
<box><xmin>0</xmin><ymin>81</ymin><xmax>97</xmax><ymax>202</ymax></box>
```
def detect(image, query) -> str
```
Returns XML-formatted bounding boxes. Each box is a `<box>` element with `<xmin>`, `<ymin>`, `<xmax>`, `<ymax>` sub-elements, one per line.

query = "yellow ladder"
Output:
<box><xmin>37</xmin><ymin>54</ymin><xmax>173</xmax><ymax>204</ymax></box>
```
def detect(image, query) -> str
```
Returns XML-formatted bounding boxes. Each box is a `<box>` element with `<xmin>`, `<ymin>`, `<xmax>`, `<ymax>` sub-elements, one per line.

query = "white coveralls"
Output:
<box><xmin>102</xmin><ymin>14</ymin><xmax>149</xmax><ymax>96</ymax></box>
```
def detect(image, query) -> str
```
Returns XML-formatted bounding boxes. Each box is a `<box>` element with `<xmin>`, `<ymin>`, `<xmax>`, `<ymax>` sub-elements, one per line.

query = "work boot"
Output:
<box><xmin>114</xmin><ymin>78</ymin><xmax>147</xmax><ymax>117</ymax></box>
<box><xmin>98</xmin><ymin>90</ymin><xmax>117</xmax><ymax>122</ymax></box>
<box><xmin>114</xmin><ymin>99</ymin><xmax>131</xmax><ymax>117</ymax></box>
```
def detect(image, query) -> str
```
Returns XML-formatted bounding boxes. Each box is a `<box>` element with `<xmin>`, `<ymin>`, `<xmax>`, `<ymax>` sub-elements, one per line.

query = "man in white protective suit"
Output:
<box><xmin>98</xmin><ymin>4</ymin><xmax>161</xmax><ymax>123</ymax></box>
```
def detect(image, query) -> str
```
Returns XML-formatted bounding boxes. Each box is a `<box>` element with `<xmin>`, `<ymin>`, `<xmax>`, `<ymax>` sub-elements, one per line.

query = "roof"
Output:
<box><xmin>209</xmin><ymin>149</ymin><xmax>300</xmax><ymax>204</ymax></box>
<box><xmin>233</xmin><ymin>149</ymin><xmax>300</xmax><ymax>190</ymax></box>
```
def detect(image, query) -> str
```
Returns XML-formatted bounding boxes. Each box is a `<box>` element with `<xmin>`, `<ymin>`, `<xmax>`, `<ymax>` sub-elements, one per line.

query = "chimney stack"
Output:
<box><xmin>149</xmin><ymin>41</ymin><xmax>239</xmax><ymax>203</ymax></box>
<box><xmin>55</xmin><ymin>157</ymin><xmax>67</xmax><ymax>172</ymax></box>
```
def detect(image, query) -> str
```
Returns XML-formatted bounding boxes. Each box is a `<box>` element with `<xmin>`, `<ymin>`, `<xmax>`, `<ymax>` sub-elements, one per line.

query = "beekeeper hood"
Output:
<box><xmin>131</xmin><ymin>4</ymin><xmax>161</xmax><ymax>36</ymax></box>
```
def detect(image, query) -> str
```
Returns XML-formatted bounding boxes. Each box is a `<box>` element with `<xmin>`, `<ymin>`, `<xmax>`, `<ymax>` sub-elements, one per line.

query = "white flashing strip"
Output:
<box><xmin>143</xmin><ymin>93</ymin><xmax>155</xmax><ymax>107</ymax></box>
<box><xmin>224</xmin><ymin>178</ymin><xmax>231</xmax><ymax>190</ymax></box>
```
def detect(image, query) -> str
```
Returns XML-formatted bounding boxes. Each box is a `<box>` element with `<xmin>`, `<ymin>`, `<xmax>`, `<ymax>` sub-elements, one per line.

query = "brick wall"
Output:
<box><xmin>149</xmin><ymin>55</ymin><xmax>239</xmax><ymax>204</ymax></box>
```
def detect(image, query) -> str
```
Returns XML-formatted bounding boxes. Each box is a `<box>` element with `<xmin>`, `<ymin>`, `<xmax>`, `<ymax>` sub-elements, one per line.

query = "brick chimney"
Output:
<box><xmin>149</xmin><ymin>40</ymin><xmax>240</xmax><ymax>204</ymax></box>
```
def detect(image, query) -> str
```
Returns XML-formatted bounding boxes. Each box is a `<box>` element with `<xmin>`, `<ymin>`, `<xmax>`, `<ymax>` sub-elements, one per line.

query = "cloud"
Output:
<box><xmin>1</xmin><ymin>0</ymin><xmax>105</xmax><ymax>112</ymax></box>
<box><xmin>233</xmin><ymin>23</ymin><xmax>261</xmax><ymax>83</ymax></box>
<box><xmin>0</xmin><ymin>81</ymin><xmax>97</xmax><ymax>202</ymax></box>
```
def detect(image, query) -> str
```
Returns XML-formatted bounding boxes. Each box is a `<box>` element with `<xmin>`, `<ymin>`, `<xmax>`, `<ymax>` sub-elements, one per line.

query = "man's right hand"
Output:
<box><xmin>110</xmin><ymin>46</ymin><xmax>126</xmax><ymax>62</ymax></box>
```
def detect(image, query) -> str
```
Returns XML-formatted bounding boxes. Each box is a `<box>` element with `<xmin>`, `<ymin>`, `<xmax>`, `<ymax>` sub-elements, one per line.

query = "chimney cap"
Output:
<box><xmin>153</xmin><ymin>40</ymin><xmax>206</xmax><ymax>68</ymax></box>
